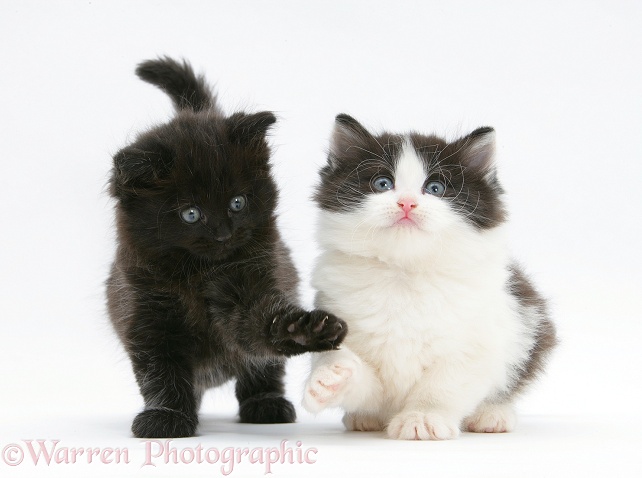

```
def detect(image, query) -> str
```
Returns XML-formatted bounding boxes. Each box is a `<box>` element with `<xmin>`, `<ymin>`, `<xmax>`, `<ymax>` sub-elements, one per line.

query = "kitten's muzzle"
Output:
<box><xmin>213</xmin><ymin>223</ymin><xmax>232</xmax><ymax>243</ymax></box>
<box><xmin>206</xmin><ymin>219</ymin><xmax>232</xmax><ymax>243</ymax></box>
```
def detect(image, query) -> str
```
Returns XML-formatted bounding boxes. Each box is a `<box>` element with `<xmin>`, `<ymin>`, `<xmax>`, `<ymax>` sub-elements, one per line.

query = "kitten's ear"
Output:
<box><xmin>329</xmin><ymin>114</ymin><xmax>373</xmax><ymax>168</ymax></box>
<box><xmin>457</xmin><ymin>127</ymin><xmax>496</xmax><ymax>173</ymax></box>
<box><xmin>113</xmin><ymin>142</ymin><xmax>172</xmax><ymax>187</ymax></box>
<box><xmin>334</xmin><ymin>113</ymin><xmax>372</xmax><ymax>140</ymax></box>
<box><xmin>226</xmin><ymin>111</ymin><xmax>277</xmax><ymax>146</ymax></box>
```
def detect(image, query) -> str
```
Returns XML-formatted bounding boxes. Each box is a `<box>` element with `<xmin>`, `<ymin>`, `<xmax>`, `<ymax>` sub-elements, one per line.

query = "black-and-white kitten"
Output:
<box><xmin>107</xmin><ymin>57</ymin><xmax>346</xmax><ymax>438</ymax></box>
<box><xmin>303</xmin><ymin>115</ymin><xmax>556</xmax><ymax>440</ymax></box>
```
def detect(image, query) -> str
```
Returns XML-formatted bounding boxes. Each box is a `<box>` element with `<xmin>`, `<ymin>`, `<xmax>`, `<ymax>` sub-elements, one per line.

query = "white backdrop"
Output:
<box><xmin>1</xmin><ymin>1</ymin><xmax>641</xmax><ymax>477</ymax></box>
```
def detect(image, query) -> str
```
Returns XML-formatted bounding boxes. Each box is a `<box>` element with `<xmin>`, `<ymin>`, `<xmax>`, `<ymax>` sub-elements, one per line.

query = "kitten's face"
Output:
<box><xmin>112</xmin><ymin>111</ymin><xmax>277</xmax><ymax>261</ymax></box>
<box><xmin>315</xmin><ymin>115</ymin><xmax>506</xmax><ymax>263</ymax></box>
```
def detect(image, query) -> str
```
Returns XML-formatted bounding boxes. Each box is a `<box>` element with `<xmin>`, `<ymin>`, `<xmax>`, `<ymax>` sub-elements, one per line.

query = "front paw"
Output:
<box><xmin>303</xmin><ymin>359</ymin><xmax>355</xmax><ymax>412</ymax></box>
<box><xmin>132</xmin><ymin>408</ymin><xmax>198</xmax><ymax>438</ymax></box>
<box><xmin>343</xmin><ymin>413</ymin><xmax>384</xmax><ymax>432</ymax></box>
<box><xmin>239</xmin><ymin>394</ymin><xmax>296</xmax><ymax>424</ymax></box>
<box><xmin>270</xmin><ymin>309</ymin><xmax>347</xmax><ymax>354</ymax></box>
<box><xmin>387</xmin><ymin>411</ymin><xmax>460</xmax><ymax>441</ymax></box>
<box><xmin>463</xmin><ymin>403</ymin><xmax>516</xmax><ymax>433</ymax></box>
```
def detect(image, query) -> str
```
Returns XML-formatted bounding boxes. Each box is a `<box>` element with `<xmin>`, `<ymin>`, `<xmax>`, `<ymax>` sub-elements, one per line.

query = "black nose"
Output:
<box><xmin>214</xmin><ymin>222</ymin><xmax>232</xmax><ymax>243</ymax></box>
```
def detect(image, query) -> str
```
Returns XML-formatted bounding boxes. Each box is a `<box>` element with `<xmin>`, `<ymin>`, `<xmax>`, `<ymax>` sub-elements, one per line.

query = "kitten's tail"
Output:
<box><xmin>135</xmin><ymin>56</ymin><xmax>218</xmax><ymax>113</ymax></box>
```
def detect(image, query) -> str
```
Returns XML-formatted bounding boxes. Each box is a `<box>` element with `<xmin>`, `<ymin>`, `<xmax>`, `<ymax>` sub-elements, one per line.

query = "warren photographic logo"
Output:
<box><xmin>2</xmin><ymin>439</ymin><xmax>317</xmax><ymax>475</ymax></box>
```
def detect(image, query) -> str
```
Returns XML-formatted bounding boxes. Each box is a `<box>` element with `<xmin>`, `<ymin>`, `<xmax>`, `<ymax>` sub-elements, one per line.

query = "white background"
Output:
<box><xmin>1</xmin><ymin>1</ymin><xmax>641</xmax><ymax>476</ymax></box>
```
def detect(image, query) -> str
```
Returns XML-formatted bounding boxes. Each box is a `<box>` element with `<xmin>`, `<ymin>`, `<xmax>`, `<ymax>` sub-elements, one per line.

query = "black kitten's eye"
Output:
<box><xmin>372</xmin><ymin>176</ymin><xmax>394</xmax><ymax>192</ymax></box>
<box><xmin>229</xmin><ymin>195</ymin><xmax>247</xmax><ymax>212</ymax></box>
<box><xmin>424</xmin><ymin>181</ymin><xmax>446</xmax><ymax>196</ymax></box>
<box><xmin>180</xmin><ymin>206</ymin><xmax>202</xmax><ymax>224</ymax></box>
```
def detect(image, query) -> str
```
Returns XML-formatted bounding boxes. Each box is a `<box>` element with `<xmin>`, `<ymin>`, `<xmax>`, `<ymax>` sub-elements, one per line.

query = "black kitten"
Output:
<box><xmin>106</xmin><ymin>57</ymin><xmax>347</xmax><ymax>438</ymax></box>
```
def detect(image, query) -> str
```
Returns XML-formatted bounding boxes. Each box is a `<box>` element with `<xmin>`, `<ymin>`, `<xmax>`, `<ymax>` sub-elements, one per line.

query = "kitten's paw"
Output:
<box><xmin>463</xmin><ymin>403</ymin><xmax>516</xmax><ymax>433</ymax></box>
<box><xmin>271</xmin><ymin>309</ymin><xmax>347</xmax><ymax>354</ymax></box>
<box><xmin>387</xmin><ymin>411</ymin><xmax>460</xmax><ymax>440</ymax></box>
<box><xmin>238</xmin><ymin>394</ymin><xmax>296</xmax><ymax>424</ymax></box>
<box><xmin>343</xmin><ymin>413</ymin><xmax>384</xmax><ymax>432</ymax></box>
<box><xmin>303</xmin><ymin>360</ymin><xmax>356</xmax><ymax>412</ymax></box>
<box><xmin>131</xmin><ymin>408</ymin><xmax>198</xmax><ymax>438</ymax></box>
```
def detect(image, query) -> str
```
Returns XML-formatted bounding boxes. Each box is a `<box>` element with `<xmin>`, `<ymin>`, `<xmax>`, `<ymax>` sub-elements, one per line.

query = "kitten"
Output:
<box><xmin>106</xmin><ymin>57</ymin><xmax>346</xmax><ymax>438</ymax></box>
<box><xmin>303</xmin><ymin>114</ymin><xmax>556</xmax><ymax>440</ymax></box>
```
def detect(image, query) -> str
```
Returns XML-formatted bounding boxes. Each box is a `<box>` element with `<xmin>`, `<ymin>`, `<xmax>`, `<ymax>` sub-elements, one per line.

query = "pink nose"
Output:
<box><xmin>397</xmin><ymin>199</ymin><xmax>417</xmax><ymax>214</ymax></box>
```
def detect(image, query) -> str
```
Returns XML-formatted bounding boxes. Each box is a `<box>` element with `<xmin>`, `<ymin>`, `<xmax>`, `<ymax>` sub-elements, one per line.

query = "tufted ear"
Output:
<box><xmin>226</xmin><ymin>111</ymin><xmax>276</xmax><ymax>146</ymax></box>
<box><xmin>112</xmin><ymin>140</ymin><xmax>173</xmax><ymax>188</ymax></box>
<box><xmin>328</xmin><ymin>114</ymin><xmax>374</xmax><ymax>168</ymax></box>
<box><xmin>457</xmin><ymin>127</ymin><xmax>496</xmax><ymax>173</ymax></box>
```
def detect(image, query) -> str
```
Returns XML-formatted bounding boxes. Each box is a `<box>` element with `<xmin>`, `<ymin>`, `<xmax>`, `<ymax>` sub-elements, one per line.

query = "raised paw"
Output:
<box><xmin>387</xmin><ymin>411</ymin><xmax>460</xmax><ymax>440</ymax></box>
<box><xmin>131</xmin><ymin>408</ymin><xmax>198</xmax><ymax>438</ymax></box>
<box><xmin>270</xmin><ymin>309</ymin><xmax>347</xmax><ymax>355</ymax></box>
<box><xmin>303</xmin><ymin>359</ymin><xmax>355</xmax><ymax>413</ymax></box>
<box><xmin>463</xmin><ymin>403</ymin><xmax>516</xmax><ymax>433</ymax></box>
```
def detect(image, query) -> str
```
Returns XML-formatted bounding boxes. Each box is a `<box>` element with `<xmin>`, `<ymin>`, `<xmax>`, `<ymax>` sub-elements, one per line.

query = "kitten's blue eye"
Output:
<box><xmin>425</xmin><ymin>181</ymin><xmax>446</xmax><ymax>196</ymax></box>
<box><xmin>229</xmin><ymin>195</ymin><xmax>247</xmax><ymax>212</ymax></box>
<box><xmin>372</xmin><ymin>176</ymin><xmax>394</xmax><ymax>192</ymax></box>
<box><xmin>180</xmin><ymin>206</ymin><xmax>201</xmax><ymax>224</ymax></box>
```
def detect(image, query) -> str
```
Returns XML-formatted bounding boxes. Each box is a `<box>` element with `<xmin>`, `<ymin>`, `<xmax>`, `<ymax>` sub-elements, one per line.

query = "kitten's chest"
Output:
<box><xmin>317</xmin><ymin>256</ymin><xmax>458</xmax><ymax>328</ymax></box>
<box><xmin>346</xmin><ymin>275</ymin><xmax>444</xmax><ymax>365</ymax></box>
<box><xmin>314</xmin><ymin>253</ymin><xmax>494</xmax><ymax>361</ymax></box>
<box><xmin>176</xmin><ymin>280</ymin><xmax>210</xmax><ymax>327</ymax></box>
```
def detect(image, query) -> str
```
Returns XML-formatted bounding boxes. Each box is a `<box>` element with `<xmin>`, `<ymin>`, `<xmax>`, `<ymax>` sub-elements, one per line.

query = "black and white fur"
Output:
<box><xmin>303</xmin><ymin>115</ymin><xmax>556</xmax><ymax>440</ymax></box>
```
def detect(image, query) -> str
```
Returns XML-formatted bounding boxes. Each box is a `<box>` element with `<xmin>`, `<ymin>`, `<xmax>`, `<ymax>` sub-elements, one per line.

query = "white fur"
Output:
<box><xmin>304</xmin><ymin>141</ymin><xmax>537</xmax><ymax>440</ymax></box>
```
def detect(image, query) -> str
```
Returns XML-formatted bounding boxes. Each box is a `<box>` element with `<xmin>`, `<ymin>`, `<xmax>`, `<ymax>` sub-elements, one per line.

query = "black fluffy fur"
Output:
<box><xmin>107</xmin><ymin>57</ymin><xmax>346</xmax><ymax>438</ymax></box>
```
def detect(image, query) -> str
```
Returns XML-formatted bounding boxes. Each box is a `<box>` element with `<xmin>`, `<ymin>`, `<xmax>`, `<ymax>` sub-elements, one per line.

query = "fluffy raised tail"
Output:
<box><xmin>135</xmin><ymin>56</ymin><xmax>217</xmax><ymax>112</ymax></box>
